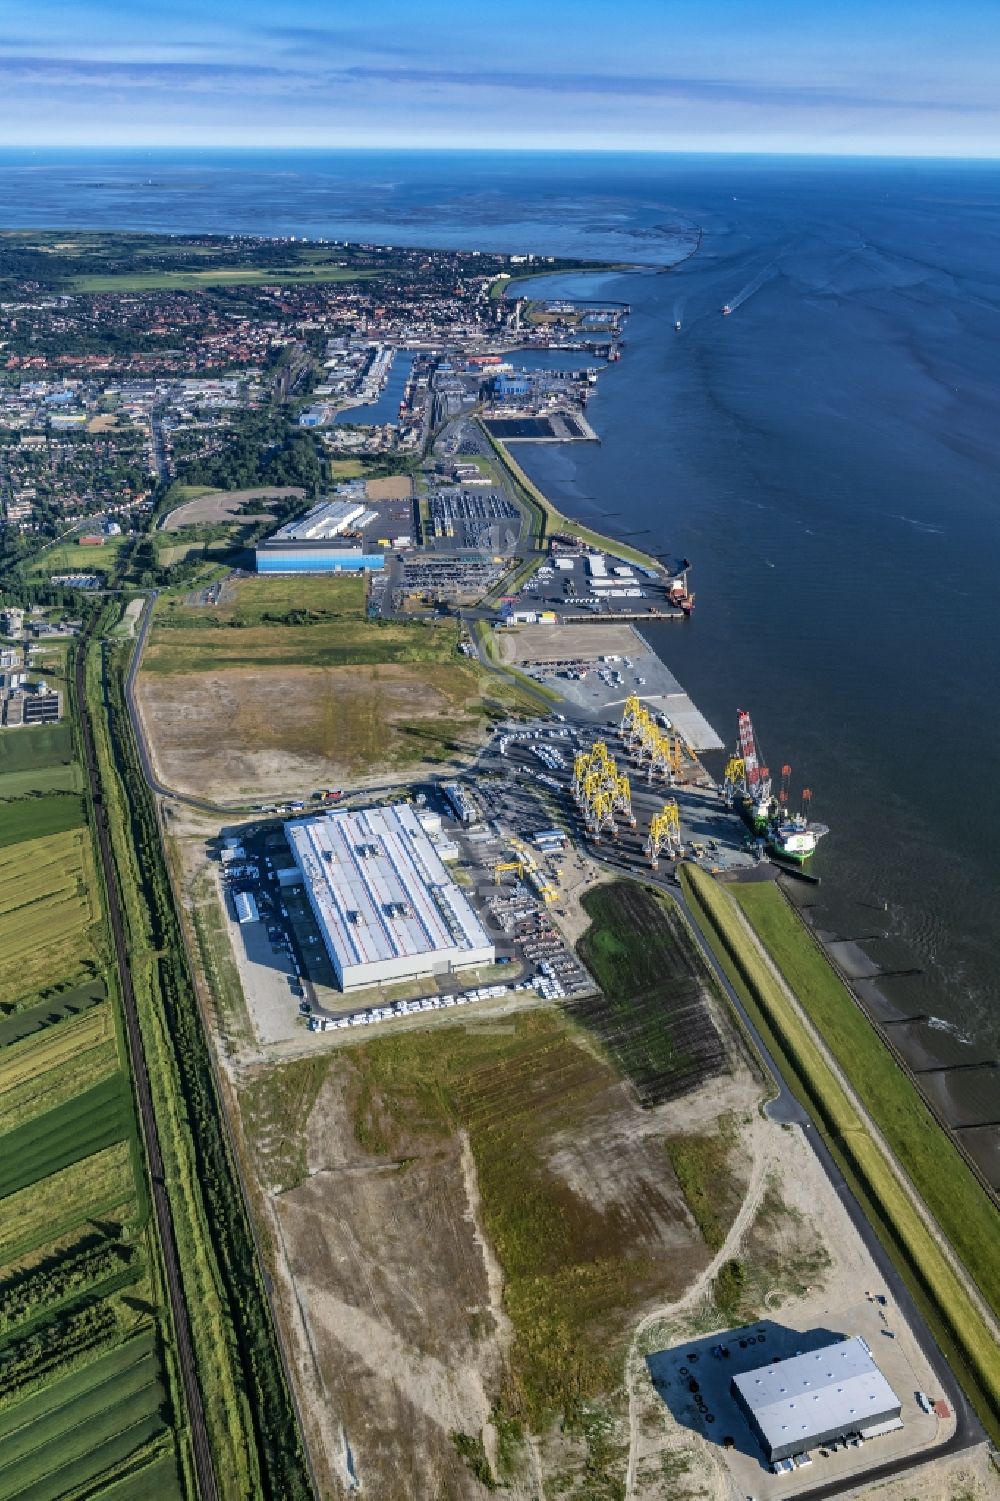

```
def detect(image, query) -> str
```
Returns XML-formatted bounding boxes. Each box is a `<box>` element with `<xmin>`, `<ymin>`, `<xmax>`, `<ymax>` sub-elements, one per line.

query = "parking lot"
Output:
<box><xmin>425</xmin><ymin>486</ymin><xmax>521</xmax><ymax>551</ymax></box>
<box><xmin>646</xmin><ymin>1302</ymin><xmax>947</xmax><ymax>1499</ymax></box>
<box><xmin>497</xmin><ymin>621</ymin><xmax>724</xmax><ymax>749</ymax></box>
<box><xmin>401</xmin><ymin>556</ymin><xmax>508</xmax><ymax>602</ymax></box>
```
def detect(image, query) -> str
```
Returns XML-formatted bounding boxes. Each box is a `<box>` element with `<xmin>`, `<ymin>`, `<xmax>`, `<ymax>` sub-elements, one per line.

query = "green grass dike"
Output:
<box><xmin>680</xmin><ymin>864</ymin><xmax>1000</xmax><ymax>1443</ymax></box>
<box><xmin>479</xmin><ymin>420</ymin><xmax>662</xmax><ymax>569</ymax></box>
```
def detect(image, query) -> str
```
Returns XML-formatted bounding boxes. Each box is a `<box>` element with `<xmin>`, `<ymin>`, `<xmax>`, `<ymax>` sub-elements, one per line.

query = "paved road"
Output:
<box><xmin>75</xmin><ymin>628</ymin><xmax>219</xmax><ymax>1501</ymax></box>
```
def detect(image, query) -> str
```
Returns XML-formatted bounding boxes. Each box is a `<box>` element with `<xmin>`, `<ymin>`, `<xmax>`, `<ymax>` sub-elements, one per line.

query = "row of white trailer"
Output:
<box><xmin>308</xmin><ymin>978</ymin><xmax>535</xmax><ymax>1032</ymax></box>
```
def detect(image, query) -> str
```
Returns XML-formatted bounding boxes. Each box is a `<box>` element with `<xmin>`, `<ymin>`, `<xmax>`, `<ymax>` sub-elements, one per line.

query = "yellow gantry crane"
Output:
<box><xmin>573</xmin><ymin>739</ymin><xmax>632</xmax><ymax>840</ymax></box>
<box><xmin>621</xmin><ymin>693</ymin><xmax>643</xmax><ymax>738</ymax></box>
<box><xmin>644</xmin><ymin>800</ymin><xmax>682</xmax><ymax>867</ymax></box>
<box><xmin>621</xmin><ymin>696</ymin><xmax>686</xmax><ymax>782</ymax></box>
<box><xmin>723</xmin><ymin>754</ymin><xmax>747</xmax><ymax>805</ymax></box>
<box><xmin>610</xmin><ymin>770</ymin><xmax>636</xmax><ymax>828</ymax></box>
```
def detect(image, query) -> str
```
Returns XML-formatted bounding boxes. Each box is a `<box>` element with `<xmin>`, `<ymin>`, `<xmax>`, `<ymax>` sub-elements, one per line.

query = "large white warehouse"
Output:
<box><xmin>285</xmin><ymin>804</ymin><xmax>494</xmax><ymax>990</ymax></box>
<box><xmin>732</xmin><ymin>1337</ymin><xmax>902</xmax><ymax>1462</ymax></box>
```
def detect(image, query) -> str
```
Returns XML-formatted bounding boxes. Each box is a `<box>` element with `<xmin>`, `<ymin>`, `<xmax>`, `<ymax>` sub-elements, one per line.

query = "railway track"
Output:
<box><xmin>74</xmin><ymin>631</ymin><xmax>219</xmax><ymax>1501</ymax></box>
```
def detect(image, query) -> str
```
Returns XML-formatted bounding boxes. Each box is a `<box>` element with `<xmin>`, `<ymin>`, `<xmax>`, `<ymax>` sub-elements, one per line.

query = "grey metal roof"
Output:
<box><xmin>286</xmin><ymin>804</ymin><xmax>492</xmax><ymax>972</ymax></box>
<box><xmin>270</xmin><ymin>499</ymin><xmax>375</xmax><ymax>543</ymax></box>
<box><xmin>733</xmin><ymin>1337</ymin><xmax>900</xmax><ymax>1451</ymax></box>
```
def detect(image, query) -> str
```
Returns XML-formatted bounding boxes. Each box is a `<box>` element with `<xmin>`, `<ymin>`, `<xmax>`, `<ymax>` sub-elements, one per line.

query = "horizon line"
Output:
<box><xmin>0</xmin><ymin>144</ymin><xmax>998</xmax><ymax>163</ymax></box>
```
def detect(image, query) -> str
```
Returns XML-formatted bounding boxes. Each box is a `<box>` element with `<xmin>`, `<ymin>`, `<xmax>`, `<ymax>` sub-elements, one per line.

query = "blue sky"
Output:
<box><xmin>1</xmin><ymin>0</ymin><xmax>997</xmax><ymax>155</ymax></box>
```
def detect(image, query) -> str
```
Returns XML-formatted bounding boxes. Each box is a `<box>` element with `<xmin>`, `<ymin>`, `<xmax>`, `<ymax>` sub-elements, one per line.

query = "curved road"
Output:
<box><xmin>75</xmin><ymin>630</ymin><xmax>219</xmax><ymax>1500</ymax></box>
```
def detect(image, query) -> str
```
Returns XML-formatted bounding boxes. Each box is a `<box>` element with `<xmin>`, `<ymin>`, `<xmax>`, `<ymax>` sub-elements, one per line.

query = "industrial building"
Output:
<box><xmin>442</xmin><ymin>783</ymin><xmax>478</xmax><ymax>825</ymax></box>
<box><xmin>731</xmin><ymin>1337</ymin><xmax>902</xmax><ymax>1463</ymax></box>
<box><xmin>233</xmin><ymin>890</ymin><xmax>259</xmax><ymax>925</ymax></box>
<box><xmin>255</xmin><ymin>497</ymin><xmax>386</xmax><ymax>573</ymax></box>
<box><xmin>285</xmin><ymin>804</ymin><xmax>494</xmax><ymax>990</ymax></box>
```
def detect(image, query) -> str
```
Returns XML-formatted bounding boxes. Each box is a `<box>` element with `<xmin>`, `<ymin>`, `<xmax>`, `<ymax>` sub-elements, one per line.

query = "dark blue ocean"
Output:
<box><xmin>2</xmin><ymin>150</ymin><xmax>997</xmax><ymax>1175</ymax></box>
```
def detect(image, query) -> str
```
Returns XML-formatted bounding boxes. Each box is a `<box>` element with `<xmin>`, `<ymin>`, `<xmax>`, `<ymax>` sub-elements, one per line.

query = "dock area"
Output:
<box><xmin>497</xmin><ymin>620</ymin><xmax>723</xmax><ymax>751</ymax></box>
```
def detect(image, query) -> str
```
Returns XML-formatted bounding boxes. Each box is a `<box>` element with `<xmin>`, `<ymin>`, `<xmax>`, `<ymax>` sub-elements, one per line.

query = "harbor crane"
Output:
<box><xmin>737</xmin><ymin>708</ymin><xmax>772</xmax><ymax>827</ymax></box>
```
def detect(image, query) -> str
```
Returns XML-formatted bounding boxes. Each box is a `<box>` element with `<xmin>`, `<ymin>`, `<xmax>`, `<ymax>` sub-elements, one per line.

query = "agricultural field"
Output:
<box><xmin>0</xmin><ymin>1332</ymin><xmax>182</xmax><ymax>1501</ymax></box>
<box><xmin>0</xmin><ymin>673</ymin><xmax>187</xmax><ymax>1499</ymax></box>
<box><xmin>0</xmin><ymin>721</ymin><xmax>75</xmax><ymax>783</ymax></box>
<box><xmin>235</xmin><ymin>998</ymin><xmax>762</xmax><ymax>1499</ymax></box>
<box><xmin>574</xmin><ymin>881</ymin><xmax>733</xmax><ymax>1105</ymax></box>
<box><xmin>0</xmin><ymin>1001</ymin><xmax>182</xmax><ymax>1498</ymax></box>
<box><xmin>0</xmin><ymin>1072</ymin><xmax>134</xmax><ymax>1200</ymax></box>
<box><xmin>0</xmin><ymin>998</ymin><xmax>118</xmax><ymax>1133</ymax></box>
<box><xmin>0</xmin><ymin>761</ymin><xmax>83</xmax><ymax>797</ymax></box>
<box><xmin>0</xmin><ymin>978</ymin><xmax>106</xmax><ymax>1048</ymax></box>
<box><xmin>0</xmin><ymin>793</ymin><xmax>86</xmax><ymax>850</ymax></box>
<box><xmin>0</xmin><ymin>1139</ymin><xmax>135</xmax><ymax>1268</ymax></box>
<box><xmin>0</xmin><ymin>828</ymin><xmax>103</xmax><ymax>1010</ymax></box>
<box><xmin>137</xmin><ymin>575</ymin><xmax>524</xmax><ymax>799</ymax></box>
<box><xmin>71</xmin><ymin>265</ymin><xmax>379</xmax><ymax>292</ymax></box>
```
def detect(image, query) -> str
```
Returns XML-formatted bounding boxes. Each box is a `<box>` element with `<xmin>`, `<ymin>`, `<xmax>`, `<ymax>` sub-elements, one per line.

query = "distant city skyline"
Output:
<box><xmin>2</xmin><ymin>0</ymin><xmax>998</xmax><ymax>157</ymax></box>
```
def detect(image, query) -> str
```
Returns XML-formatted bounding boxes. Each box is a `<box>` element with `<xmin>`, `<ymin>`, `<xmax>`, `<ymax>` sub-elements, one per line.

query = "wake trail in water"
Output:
<box><xmin>725</xmin><ymin>261</ymin><xmax>778</xmax><ymax>313</ymax></box>
<box><xmin>888</xmin><ymin>513</ymin><xmax>946</xmax><ymax>534</ymax></box>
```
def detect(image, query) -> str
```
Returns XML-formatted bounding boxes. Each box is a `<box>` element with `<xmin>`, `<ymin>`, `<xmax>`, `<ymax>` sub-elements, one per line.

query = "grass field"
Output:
<box><xmin>0</xmin><ymin>829</ymin><xmax>102</xmax><ymax>1008</ymax></box>
<box><xmin>27</xmin><ymin>536</ymin><xmax>129</xmax><ymax>577</ymax></box>
<box><xmin>0</xmin><ymin>1140</ymin><xmax>134</xmax><ymax>1264</ymax></box>
<box><xmin>574</xmin><ymin>881</ymin><xmax>729</xmax><ymax>1105</ymax></box>
<box><xmin>0</xmin><ymin>763</ymin><xmax>83</xmax><ymax>798</ymax></box>
<box><xmin>145</xmin><ymin>574</ymin><xmax>429</xmax><ymax>674</ymax></box>
<box><xmin>731</xmin><ymin>881</ymin><xmax>1000</xmax><ymax>1321</ymax></box>
<box><xmin>144</xmin><ymin>586</ymin><xmax>461</xmax><ymax>674</ymax></box>
<box><xmin>0</xmin><ymin>1072</ymin><xmax>133</xmax><ymax>1200</ymax></box>
<box><xmin>0</xmin><ymin>1000</ymin><xmax>118</xmax><ymax>1134</ymax></box>
<box><xmin>0</xmin><ymin>723</ymin><xmax>75</xmax><ymax>780</ymax></box>
<box><xmin>71</xmin><ymin>266</ymin><xmax>378</xmax><ymax>292</ymax></box>
<box><xmin>682</xmin><ymin>865</ymin><xmax>1000</xmax><ymax>1438</ymax></box>
<box><xmin>97</xmin><ymin>1450</ymin><xmax>184</xmax><ymax>1501</ymax></box>
<box><xmin>0</xmin><ymin>794</ymin><xmax>86</xmax><ymax>850</ymax></box>
<box><xmin>0</xmin><ymin>1331</ymin><xmax>179</xmax><ymax>1501</ymax></box>
<box><xmin>664</xmin><ymin>1125</ymin><xmax>740</xmax><ymax>1253</ymax></box>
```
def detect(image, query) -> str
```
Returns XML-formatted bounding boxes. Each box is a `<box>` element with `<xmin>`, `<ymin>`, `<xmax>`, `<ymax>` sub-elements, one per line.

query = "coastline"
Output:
<box><xmin>482</xmin><ymin>422</ymin><xmax>665</xmax><ymax>572</ymax></box>
<box><xmin>498</xmin><ymin>256</ymin><xmax>999</xmax><ymax>1192</ymax></box>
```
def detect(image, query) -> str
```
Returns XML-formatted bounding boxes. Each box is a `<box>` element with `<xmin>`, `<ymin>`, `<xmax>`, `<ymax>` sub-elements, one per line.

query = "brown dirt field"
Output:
<box><xmin>161</xmin><ymin>486</ymin><xmax>304</xmax><ymax>531</ymax></box>
<box><xmin>238</xmin><ymin>1018</ymin><xmax>763</xmax><ymax>1500</ymax></box>
<box><xmin>365</xmin><ymin>476</ymin><xmax>412</xmax><ymax>501</ymax></box>
<box><xmin>136</xmin><ymin>662</ymin><xmax>490</xmax><ymax>799</ymax></box>
<box><xmin>268</xmin><ymin>1066</ymin><xmax>514</xmax><ymax>1499</ymax></box>
<box><xmin>500</xmin><ymin>621</ymin><xmax>644</xmax><ymax>665</ymax></box>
